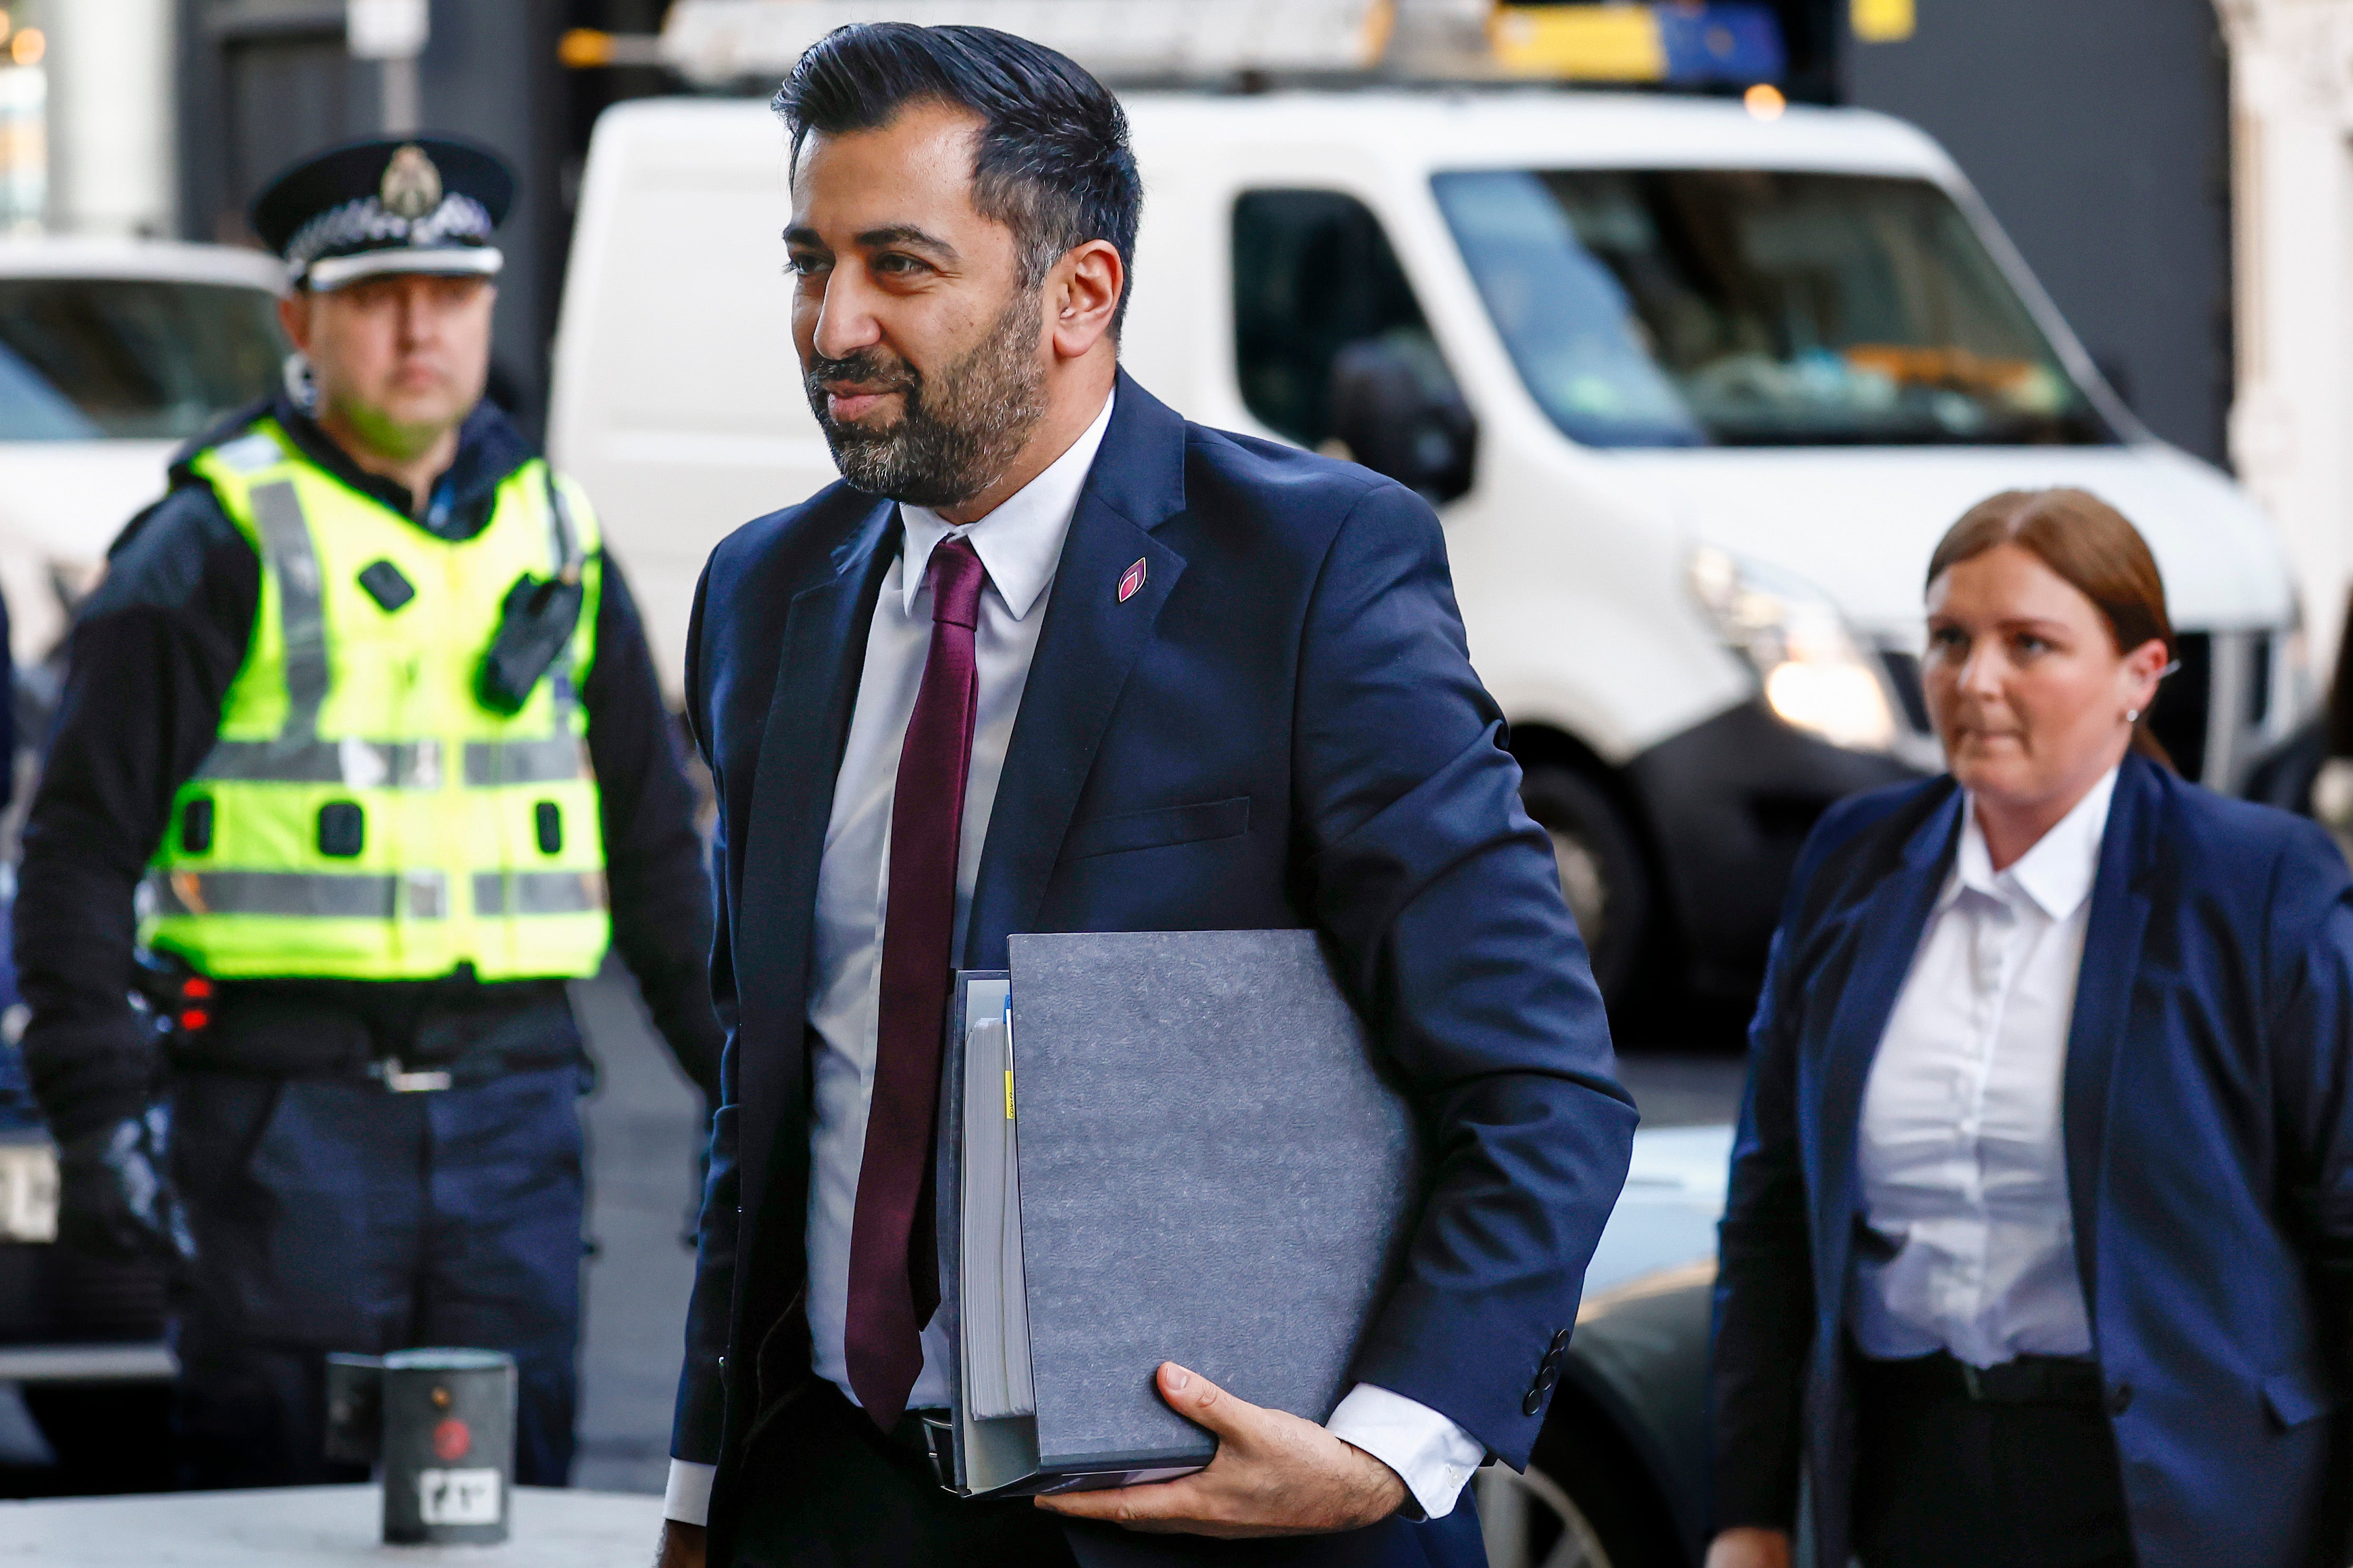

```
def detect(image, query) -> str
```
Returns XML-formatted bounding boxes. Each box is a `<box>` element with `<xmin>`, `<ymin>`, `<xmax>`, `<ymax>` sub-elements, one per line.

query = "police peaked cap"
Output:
<box><xmin>251</xmin><ymin>135</ymin><xmax>515</xmax><ymax>291</ymax></box>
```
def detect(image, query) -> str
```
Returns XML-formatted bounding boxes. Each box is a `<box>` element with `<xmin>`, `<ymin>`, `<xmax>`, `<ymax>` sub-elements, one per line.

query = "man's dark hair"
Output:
<box><xmin>773</xmin><ymin>24</ymin><xmax>1141</xmax><ymax>329</ymax></box>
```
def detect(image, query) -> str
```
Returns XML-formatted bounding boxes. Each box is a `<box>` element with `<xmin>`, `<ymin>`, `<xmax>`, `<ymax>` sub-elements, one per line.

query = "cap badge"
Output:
<box><xmin>1118</xmin><ymin>558</ymin><xmax>1147</xmax><ymax>603</ymax></box>
<box><xmin>380</xmin><ymin>144</ymin><xmax>442</xmax><ymax>220</ymax></box>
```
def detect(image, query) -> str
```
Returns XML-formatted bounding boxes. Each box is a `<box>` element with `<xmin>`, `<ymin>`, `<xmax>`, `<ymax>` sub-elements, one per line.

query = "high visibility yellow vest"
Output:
<box><xmin>139</xmin><ymin>415</ymin><xmax>612</xmax><ymax>981</ymax></box>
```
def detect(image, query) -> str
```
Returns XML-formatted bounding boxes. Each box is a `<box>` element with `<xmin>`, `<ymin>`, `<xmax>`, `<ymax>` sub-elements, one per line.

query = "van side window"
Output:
<box><xmin>1232</xmin><ymin>190</ymin><xmax>1448</xmax><ymax>449</ymax></box>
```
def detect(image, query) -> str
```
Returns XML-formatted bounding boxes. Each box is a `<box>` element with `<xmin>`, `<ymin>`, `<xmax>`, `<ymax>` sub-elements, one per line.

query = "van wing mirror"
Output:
<box><xmin>1327</xmin><ymin>334</ymin><xmax>1478</xmax><ymax>505</ymax></box>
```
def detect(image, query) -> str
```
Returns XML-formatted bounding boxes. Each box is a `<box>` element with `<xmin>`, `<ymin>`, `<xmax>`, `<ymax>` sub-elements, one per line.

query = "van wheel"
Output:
<box><xmin>1476</xmin><ymin>1463</ymin><xmax>1616</xmax><ymax>1567</ymax></box>
<box><xmin>1518</xmin><ymin>766</ymin><xmax>1650</xmax><ymax>1006</ymax></box>
<box><xmin>1487</xmin><ymin>1408</ymin><xmax>1687</xmax><ymax>1568</ymax></box>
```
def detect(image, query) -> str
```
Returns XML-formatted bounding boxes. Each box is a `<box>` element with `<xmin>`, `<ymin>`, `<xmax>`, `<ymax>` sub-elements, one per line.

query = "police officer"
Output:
<box><xmin>13</xmin><ymin>136</ymin><xmax>722</xmax><ymax>1489</ymax></box>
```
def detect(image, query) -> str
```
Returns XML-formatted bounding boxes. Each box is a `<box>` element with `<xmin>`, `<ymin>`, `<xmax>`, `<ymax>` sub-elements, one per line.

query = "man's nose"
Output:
<box><xmin>395</xmin><ymin>293</ymin><xmax>434</xmax><ymax>350</ymax></box>
<box><xmin>808</xmin><ymin>269</ymin><xmax>884</xmax><ymax>363</ymax></box>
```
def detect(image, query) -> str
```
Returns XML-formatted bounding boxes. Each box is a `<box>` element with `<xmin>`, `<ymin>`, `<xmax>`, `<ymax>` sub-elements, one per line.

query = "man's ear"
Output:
<box><xmin>1048</xmin><ymin>239</ymin><xmax>1123</xmax><ymax>362</ymax></box>
<box><xmin>277</xmin><ymin>290</ymin><xmax>314</xmax><ymax>355</ymax></box>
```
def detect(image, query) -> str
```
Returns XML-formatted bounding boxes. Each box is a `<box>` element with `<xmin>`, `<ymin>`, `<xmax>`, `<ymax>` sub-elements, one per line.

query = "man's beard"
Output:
<box><xmin>805</xmin><ymin>289</ymin><xmax>1047</xmax><ymax>509</ymax></box>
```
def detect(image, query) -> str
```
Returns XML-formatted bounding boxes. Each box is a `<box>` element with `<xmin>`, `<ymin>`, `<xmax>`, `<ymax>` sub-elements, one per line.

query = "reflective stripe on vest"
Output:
<box><xmin>472</xmin><ymin>870</ymin><xmax>607</xmax><ymax>917</ymax></box>
<box><xmin>143</xmin><ymin>420</ymin><xmax>611</xmax><ymax>983</ymax></box>
<box><xmin>251</xmin><ymin>481</ymin><xmax>331</xmax><ymax>733</ymax></box>
<box><xmin>193</xmin><ymin>724</ymin><xmax>589</xmax><ymax>787</ymax></box>
<box><xmin>154</xmin><ymin>869</ymin><xmax>450</xmax><ymax>920</ymax></box>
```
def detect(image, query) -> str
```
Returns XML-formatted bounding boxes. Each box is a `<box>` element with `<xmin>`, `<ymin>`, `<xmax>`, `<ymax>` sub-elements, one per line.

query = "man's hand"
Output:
<box><xmin>56</xmin><ymin>1109</ymin><xmax>195</xmax><ymax>1263</ymax></box>
<box><xmin>652</xmin><ymin>1520</ymin><xmax>705</xmax><ymax>1567</ymax></box>
<box><xmin>1035</xmin><ymin>1362</ymin><xmax>1408</xmax><ymax>1538</ymax></box>
<box><xmin>1705</xmin><ymin>1526</ymin><xmax>1792</xmax><ymax>1568</ymax></box>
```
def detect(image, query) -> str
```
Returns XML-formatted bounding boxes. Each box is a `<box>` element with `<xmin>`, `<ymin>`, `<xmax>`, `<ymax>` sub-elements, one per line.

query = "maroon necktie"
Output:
<box><xmin>845</xmin><ymin>534</ymin><xmax>987</xmax><ymax>1430</ymax></box>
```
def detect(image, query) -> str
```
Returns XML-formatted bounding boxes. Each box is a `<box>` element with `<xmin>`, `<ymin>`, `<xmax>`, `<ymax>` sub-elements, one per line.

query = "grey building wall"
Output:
<box><xmin>1843</xmin><ymin>0</ymin><xmax>2234</xmax><ymax>465</ymax></box>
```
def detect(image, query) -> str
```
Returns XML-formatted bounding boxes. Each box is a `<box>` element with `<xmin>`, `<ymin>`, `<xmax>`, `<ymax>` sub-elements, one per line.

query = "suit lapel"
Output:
<box><xmin>964</xmin><ymin>374</ymin><xmax>1190</xmax><ymax>969</ymax></box>
<box><xmin>734</xmin><ymin>498</ymin><xmax>897</xmax><ymax>1246</ymax></box>
<box><xmin>2061</xmin><ymin>754</ymin><xmax>2159</xmax><ymax>1318</ymax></box>
<box><xmin>1812</xmin><ymin>787</ymin><xmax>1962</xmax><ymax>1280</ymax></box>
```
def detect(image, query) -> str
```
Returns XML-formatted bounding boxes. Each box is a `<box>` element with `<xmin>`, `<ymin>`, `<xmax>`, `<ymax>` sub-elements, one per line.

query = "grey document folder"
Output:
<box><xmin>935</xmin><ymin>929</ymin><xmax>1422</xmax><ymax>1497</ymax></box>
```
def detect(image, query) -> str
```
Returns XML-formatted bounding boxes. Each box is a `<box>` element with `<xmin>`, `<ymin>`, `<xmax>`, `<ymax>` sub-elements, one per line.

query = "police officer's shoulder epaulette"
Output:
<box><xmin>212</xmin><ymin>432</ymin><xmax>285</xmax><ymax>476</ymax></box>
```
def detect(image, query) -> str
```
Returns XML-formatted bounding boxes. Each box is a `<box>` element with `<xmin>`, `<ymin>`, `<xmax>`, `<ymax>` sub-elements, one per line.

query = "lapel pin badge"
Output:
<box><xmin>1118</xmin><ymin>557</ymin><xmax>1147</xmax><ymax>603</ymax></box>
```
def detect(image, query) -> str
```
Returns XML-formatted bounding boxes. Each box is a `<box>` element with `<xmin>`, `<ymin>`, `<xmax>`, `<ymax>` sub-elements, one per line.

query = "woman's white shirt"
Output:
<box><xmin>1850</xmin><ymin>765</ymin><xmax>2118</xmax><ymax>1368</ymax></box>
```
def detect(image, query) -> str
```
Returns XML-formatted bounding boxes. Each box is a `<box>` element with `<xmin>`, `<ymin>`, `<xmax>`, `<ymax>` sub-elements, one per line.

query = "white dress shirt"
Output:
<box><xmin>1850</xmin><ymin>766</ymin><xmax>2116</xmax><ymax>1369</ymax></box>
<box><xmin>666</xmin><ymin>392</ymin><xmax>1483</xmax><ymax>1525</ymax></box>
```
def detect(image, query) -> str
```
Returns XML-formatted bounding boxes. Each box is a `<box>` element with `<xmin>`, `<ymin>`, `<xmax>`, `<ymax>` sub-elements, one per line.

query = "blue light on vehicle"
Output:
<box><xmin>1657</xmin><ymin>4</ymin><xmax>1786</xmax><ymax>84</ymax></box>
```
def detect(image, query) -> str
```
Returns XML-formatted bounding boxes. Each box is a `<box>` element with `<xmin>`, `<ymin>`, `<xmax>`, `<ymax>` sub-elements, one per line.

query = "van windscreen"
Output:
<box><xmin>0</xmin><ymin>278</ymin><xmax>286</xmax><ymax>441</ymax></box>
<box><xmin>1430</xmin><ymin>169</ymin><xmax>2111</xmax><ymax>449</ymax></box>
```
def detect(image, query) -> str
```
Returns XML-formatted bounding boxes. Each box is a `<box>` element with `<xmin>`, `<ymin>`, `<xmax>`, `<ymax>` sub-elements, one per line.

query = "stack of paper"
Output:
<box><xmin>956</xmin><ymin>979</ymin><xmax>1034</xmax><ymax>1421</ymax></box>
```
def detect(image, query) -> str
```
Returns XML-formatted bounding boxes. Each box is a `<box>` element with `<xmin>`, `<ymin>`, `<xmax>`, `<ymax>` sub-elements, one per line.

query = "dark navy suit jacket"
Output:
<box><xmin>671</xmin><ymin>375</ymin><xmax>1637</xmax><ymax>1565</ymax></box>
<box><xmin>1712</xmin><ymin>752</ymin><xmax>2353</xmax><ymax>1568</ymax></box>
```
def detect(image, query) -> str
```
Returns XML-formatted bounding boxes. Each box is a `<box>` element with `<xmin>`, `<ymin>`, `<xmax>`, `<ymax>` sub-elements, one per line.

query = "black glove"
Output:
<box><xmin>56</xmin><ymin>1106</ymin><xmax>195</xmax><ymax>1263</ymax></box>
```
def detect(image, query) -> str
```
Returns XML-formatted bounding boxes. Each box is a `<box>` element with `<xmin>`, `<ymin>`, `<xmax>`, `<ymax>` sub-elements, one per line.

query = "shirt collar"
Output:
<box><xmin>897</xmin><ymin>392</ymin><xmax>1116</xmax><ymax>622</ymax></box>
<box><xmin>1944</xmin><ymin>764</ymin><xmax>2119</xmax><ymax>921</ymax></box>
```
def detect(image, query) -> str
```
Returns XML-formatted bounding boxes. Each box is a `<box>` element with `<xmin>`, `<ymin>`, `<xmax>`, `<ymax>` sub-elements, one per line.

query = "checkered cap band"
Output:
<box><xmin>284</xmin><ymin>192</ymin><xmax>496</xmax><ymax>281</ymax></box>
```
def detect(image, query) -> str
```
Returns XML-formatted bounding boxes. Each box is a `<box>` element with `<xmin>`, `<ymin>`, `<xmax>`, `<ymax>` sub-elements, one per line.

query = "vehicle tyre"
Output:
<box><xmin>19</xmin><ymin>1380</ymin><xmax>173</xmax><ymax>1494</ymax></box>
<box><xmin>1479</xmin><ymin>1408</ymin><xmax>1685</xmax><ymax>1568</ymax></box>
<box><xmin>1475</xmin><ymin>1462</ymin><xmax>1618</xmax><ymax>1568</ymax></box>
<box><xmin>1517</xmin><ymin>766</ymin><xmax>1651</xmax><ymax>1007</ymax></box>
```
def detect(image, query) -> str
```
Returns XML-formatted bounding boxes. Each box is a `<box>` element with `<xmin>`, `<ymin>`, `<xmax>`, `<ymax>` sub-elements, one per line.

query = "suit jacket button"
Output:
<box><xmin>1522</xmin><ymin>1386</ymin><xmax>1545</xmax><ymax>1417</ymax></box>
<box><xmin>1550</xmin><ymin>1328</ymin><xmax>1572</xmax><ymax>1350</ymax></box>
<box><xmin>2107</xmin><ymin>1382</ymin><xmax>2133</xmax><ymax>1415</ymax></box>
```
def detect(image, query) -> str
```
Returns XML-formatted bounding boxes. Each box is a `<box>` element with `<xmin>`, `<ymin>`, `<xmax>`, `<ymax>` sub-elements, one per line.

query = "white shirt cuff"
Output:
<box><xmin>1325</xmin><ymin>1382</ymin><xmax>1485</xmax><ymax>1520</ymax></box>
<box><xmin>663</xmin><ymin>1458</ymin><xmax>717</xmax><ymax>1525</ymax></box>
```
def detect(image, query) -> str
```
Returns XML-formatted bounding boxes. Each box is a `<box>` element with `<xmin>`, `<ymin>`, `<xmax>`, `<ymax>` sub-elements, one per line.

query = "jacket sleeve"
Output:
<box><xmin>1708</xmin><ymin>860</ymin><xmax>1822</xmax><ymax>1532</ymax></box>
<box><xmin>16</xmin><ymin>487</ymin><xmax>258</xmax><ymax>1140</ymax></box>
<box><xmin>1292</xmin><ymin>476</ymin><xmax>1637</xmax><ymax>1471</ymax></box>
<box><xmin>1705</xmin><ymin>784</ymin><xmax>1909</xmax><ymax>1534</ymax></box>
<box><xmin>670</xmin><ymin>558</ymin><xmax>739</xmax><ymax>1465</ymax></box>
<box><xmin>583</xmin><ymin>554</ymin><xmax>724</xmax><ymax>1105</ymax></box>
<box><xmin>2263</xmin><ymin>818</ymin><xmax>2353</xmax><ymax>1342</ymax></box>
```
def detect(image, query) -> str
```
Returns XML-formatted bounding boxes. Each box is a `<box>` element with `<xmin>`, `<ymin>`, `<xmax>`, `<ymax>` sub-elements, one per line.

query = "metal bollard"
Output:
<box><xmin>326</xmin><ymin>1347</ymin><xmax>517</xmax><ymax>1545</ymax></box>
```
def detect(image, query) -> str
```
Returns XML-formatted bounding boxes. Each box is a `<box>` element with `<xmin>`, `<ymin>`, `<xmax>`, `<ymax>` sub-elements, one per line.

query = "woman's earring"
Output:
<box><xmin>282</xmin><ymin>351</ymin><xmax>320</xmax><ymax>416</ymax></box>
<box><xmin>2124</xmin><ymin>708</ymin><xmax>2142</xmax><ymax>724</ymax></box>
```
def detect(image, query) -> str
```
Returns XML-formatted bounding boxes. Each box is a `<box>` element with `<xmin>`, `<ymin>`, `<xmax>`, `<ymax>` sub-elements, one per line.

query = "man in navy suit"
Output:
<box><xmin>652</xmin><ymin>24</ymin><xmax>1635</xmax><ymax>1568</ymax></box>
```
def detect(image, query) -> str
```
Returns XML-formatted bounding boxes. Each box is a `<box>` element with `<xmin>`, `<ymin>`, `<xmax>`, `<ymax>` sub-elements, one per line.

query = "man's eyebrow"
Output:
<box><xmin>783</xmin><ymin>225</ymin><xmax>827</xmax><ymax>248</ymax></box>
<box><xmin>856</xmin><ymin>224</ymin><xmax>960</xmax><ymax>261</ymax></box>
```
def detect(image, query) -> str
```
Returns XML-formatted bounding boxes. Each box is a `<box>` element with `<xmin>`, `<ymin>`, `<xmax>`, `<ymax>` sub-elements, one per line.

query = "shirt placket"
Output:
<box><xmin>1949</xmin><ymin>889</ymin><xmax>2018</xmax><ymax>1349</ymax></box>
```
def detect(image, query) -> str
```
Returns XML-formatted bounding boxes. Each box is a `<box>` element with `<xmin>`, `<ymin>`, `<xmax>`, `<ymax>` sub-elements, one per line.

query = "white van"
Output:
<box><xmin>0</xmin><ymin>239</ymin><xmax>287</xmax><ymax>670</ymax></box>
<box><xmin>550</xmin><ymin>89</ymin><xmax>2304</xmax><ymax>1009</ymax></box>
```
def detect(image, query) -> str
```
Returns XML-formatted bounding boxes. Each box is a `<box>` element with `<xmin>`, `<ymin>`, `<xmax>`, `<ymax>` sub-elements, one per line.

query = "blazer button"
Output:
<box><xmin>1522</xmin><ymin>1385</ymin><xmax>1545</xmax><ymax>1417</ymax></box>
<box><xmin>2107</xmin><ymin>1382</ymin><xmax>2134</xmax><ymax>1416</ymax></box>
<box><xmin>1550</xmin><ymin>1328</ymin><xmax>1572</xmax><ymax>1351</ymax></box>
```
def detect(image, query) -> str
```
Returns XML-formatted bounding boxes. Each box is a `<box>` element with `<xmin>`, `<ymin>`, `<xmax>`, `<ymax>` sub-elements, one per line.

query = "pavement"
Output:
<box><xmin>569</xmin><ymin>958</ymin><xmax>710</xmax><ymax>1496</ymax></box>
<box><xmin>0</xmin><ymin>1484</ymin><xmax>663</xmax><ymax>1564</ymax></box>
<box><xmin>563</xmin><ymin>958</ymin><xmax>1754</xmax><ymax>1496</ymax></box>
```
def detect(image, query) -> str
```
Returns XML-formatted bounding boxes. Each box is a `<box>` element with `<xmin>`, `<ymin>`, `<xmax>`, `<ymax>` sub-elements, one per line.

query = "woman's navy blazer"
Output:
<box><xmin>1713</xmin><ymin>752</ymin><xmax>2353</xmax><ymax>1568</ymax></box>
